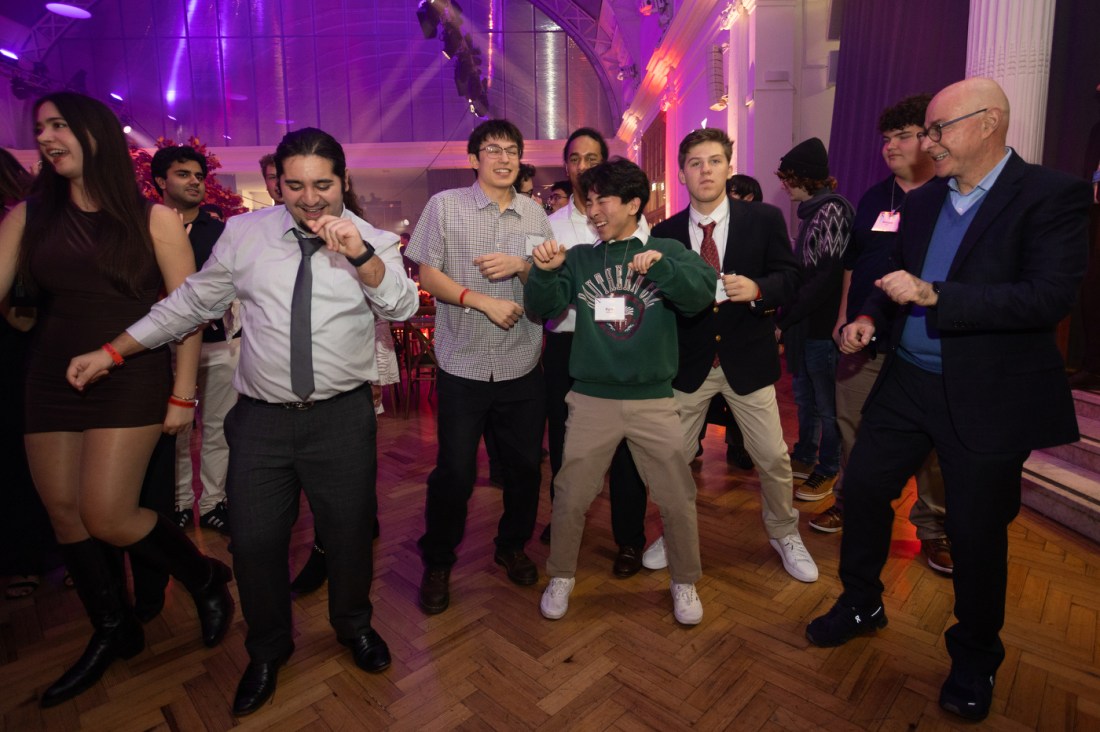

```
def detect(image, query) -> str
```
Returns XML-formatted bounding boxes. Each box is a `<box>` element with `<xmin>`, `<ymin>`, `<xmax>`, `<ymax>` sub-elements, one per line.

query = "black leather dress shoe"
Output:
<box><xmin>344</xmin><ymin>630</ymin><xmax>391</xmax><ymax>673</ymax></box>
<box><xmin>939</xmin><ymin>667</ymin><xmax>994</xmax><ymax>721</ymax></box>
<box><xmin>493</xmin><ymin>549</ymin><xmax>538</xmax><ymax>586</ymax></box>
<box><xmin>195</xmin><ymin>560</ymin><xmax>234</xmax><ymax>648</ymax></box>
<box><xmin>233</xmin><ymin>647</ymin><xmax>292</xmax><ymax>717</ymax></box>
<box><xmin>419</xmin><ymin>566</ymin><xmax>451</xmax><ymax>614</ymax></box>
<box><xmin>612</xmin><ymin>545</ymin><xmax>643</xmax><ymax>578</ymax></box>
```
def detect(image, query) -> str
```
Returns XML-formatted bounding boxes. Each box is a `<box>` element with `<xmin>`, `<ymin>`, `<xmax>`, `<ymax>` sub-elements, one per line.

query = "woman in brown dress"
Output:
<box><xmin>0</xmin><ymin>92</ymin><xmax>234</xmax><ymax>708</ymax></box>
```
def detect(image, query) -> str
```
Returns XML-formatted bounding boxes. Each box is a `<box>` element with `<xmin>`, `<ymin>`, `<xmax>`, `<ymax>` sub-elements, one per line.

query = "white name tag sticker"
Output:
<box><xmin>715</xmin><ymin>277</ymin><xmax>729</xmax><ymax>304</ymax></box>
<box><xmin>594</xmin><ymin>296</ymin><xmax>626</xmax><ymax>321</ymax></box>
<box><xmin>525</xmin><ymin>234</ymin><xmax>545</xmax><ymax>256</ymax></box>
<box><xmin>871</xmin><ymin>211</ymin><xmax>900</xmax><ymax>232</ymax></box>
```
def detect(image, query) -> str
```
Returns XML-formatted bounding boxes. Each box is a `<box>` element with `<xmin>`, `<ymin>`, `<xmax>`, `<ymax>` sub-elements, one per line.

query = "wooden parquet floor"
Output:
<box><xmin>4</xmin><ymin>377</ymin><xmax>1100</xmax><ymax>731</ymax></box>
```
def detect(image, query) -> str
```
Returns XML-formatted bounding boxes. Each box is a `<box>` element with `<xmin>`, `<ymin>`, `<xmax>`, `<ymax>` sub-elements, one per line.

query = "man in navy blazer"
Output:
<box><xmin>647</xmin><ymin>128</ymin><xmax>818</xmax><ymax>584</ymax></box>
<box><xmin>806</xmin><ymin>78</ymin><xmax>1090</xmax><ymax>721</ymax></box>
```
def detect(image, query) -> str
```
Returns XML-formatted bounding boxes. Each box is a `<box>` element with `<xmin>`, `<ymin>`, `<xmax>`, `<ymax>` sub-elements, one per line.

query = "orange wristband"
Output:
<box><xmin>101</xmin><ymin>342</ymin><xmax>124</xmax><ymax>367</ymax></box>
<box><xmin>459</xmin><ymin>288</ymin><xmax>471</xmax><ymax>307</ymax></box>
<box><xmin>168</xmin><ymin>394</ymin><xmax>199</xmax><ymax>408</ymax></box>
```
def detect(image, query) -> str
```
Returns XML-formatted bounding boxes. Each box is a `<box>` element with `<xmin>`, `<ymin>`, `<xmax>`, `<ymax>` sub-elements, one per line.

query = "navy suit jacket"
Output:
<box><xmin>652</xmin><ymin>199</ymin><xmax>800</xmax><ymax>395</ymax></box>
<box><xmin>865</xmin><ymin>152</ymin><xmax>1089</xmax><ymax>453</ymax></box>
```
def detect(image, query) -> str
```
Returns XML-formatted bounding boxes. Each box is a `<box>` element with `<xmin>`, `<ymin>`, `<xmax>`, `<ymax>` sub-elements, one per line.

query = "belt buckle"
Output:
<box><xmin>285</xmin><ymin>400</ymin><xmax>315</xmax><ymax>410</ymax></box>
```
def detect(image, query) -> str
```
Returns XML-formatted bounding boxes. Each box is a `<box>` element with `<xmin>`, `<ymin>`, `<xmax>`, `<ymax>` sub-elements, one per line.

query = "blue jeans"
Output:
<box><xmin>790</xmin><ymin>338</ymin><xmax>840</xmax><ymax>476</ymax></box>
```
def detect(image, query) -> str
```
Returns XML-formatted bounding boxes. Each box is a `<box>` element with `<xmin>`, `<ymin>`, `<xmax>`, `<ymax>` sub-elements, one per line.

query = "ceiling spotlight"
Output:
<box><xmin>1</xmin><ymin>48</ymin><xmax>19</xmax><ymax>62</ymax></box>
<box><xmin>416</xmin><ymin>0</ymin><xmax>442</xmax><ymax>40</ymax></box>
<box><xmin>109</xmin><ymin>92</ymin><xmax>124</xmax><ymax>102</ymax></box>
<box><xmin>46</xmin><ymin>3</ymin><xmax>92</xmax><ymax>19</ymax></box>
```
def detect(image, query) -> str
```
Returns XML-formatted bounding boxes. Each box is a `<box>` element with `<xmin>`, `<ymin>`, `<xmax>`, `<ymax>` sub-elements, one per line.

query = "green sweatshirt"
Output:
<box><xmin>525</xmin><ymin>234</ymin><xmax>716</xmax><ymax>399</ymax></box>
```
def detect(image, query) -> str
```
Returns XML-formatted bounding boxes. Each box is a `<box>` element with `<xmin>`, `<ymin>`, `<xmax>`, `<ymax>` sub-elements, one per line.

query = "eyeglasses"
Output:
<box><xmin>918</xmin><ymin>108</ymin><xmax>987</xmax><ymax>143</ymax></box>
<box><xmin>549</xmin><ymin>192</ymin><xmax>569</xmax><ymax>202</ymax></box>
<box><xmin>480</xmin><ymin>144</ymin><xmax>520</xmax><ymax>159</ymax></box>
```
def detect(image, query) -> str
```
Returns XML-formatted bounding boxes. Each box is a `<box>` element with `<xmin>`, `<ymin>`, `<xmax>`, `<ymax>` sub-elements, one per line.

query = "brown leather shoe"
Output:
<box><xmin>921</xmin><ymin>537</ymin><xmax>953</xmax><ymax>575</ymax></box>
<box><xmin>493</xmin><ymin>549</ymin><xmax>538</xmax><ymax>586</ymax></box>
<box><xmin>418</xmin><ymin>566</ymin><xmax>451</xmax><ymax>614</ymax></box>
<box><xmin>612</xmin><ymin>545</ymin><xmax>643</xmax><ymax>578</ymax></box>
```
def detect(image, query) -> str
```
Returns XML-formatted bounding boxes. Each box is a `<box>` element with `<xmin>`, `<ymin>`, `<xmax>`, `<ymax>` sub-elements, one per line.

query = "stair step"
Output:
<box><xmin>1021</xmin><ymin>450</ymin><xmax>1100</xmax><ymax>543</ymax></box>
<box><xmin>1046</xmin><ymin>416</ymin><xmax>1100</xmax><ymax>472</ymax></box>
<box><xmin>1074</xmin><ymin>389</ymin><xmax>1100</xmax><ymax>420</ymax></box>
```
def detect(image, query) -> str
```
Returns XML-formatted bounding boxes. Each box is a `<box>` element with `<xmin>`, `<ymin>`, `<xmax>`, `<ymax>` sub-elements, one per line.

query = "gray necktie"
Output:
<box><xmin>291</xmin><ymin>230</ymin><xmax>324</xmax><ymax>399</ymax></box>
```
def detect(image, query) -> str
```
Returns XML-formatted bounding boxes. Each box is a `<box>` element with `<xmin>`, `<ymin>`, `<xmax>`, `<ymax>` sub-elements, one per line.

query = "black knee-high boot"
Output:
<box><xmin>125</xmin><ymin>515</ymin><xmax>234</xmax><ymax>647</ymax></box>
<box><xmin>41</xmin><ymin>539</ymin><xmax>145</xmax><ymax>708</ymax></box>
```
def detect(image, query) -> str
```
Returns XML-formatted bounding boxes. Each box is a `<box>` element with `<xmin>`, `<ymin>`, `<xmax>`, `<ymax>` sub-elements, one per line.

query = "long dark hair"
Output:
<box><xmin>0</xmin><ymin>148</ymin><xmax>32</xmax><ymax>211</ymax></box>
<box><xmin>21</xmin><ymin>92</ymin><xmax>155</xmax><ymax>298</ymax></box>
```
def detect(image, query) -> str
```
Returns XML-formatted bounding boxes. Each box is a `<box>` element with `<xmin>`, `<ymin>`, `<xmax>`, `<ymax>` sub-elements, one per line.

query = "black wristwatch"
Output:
<box><xmin>346</xmin><ymin>242</ymin><xmax>376</xmax><ymax>267</ymax></box>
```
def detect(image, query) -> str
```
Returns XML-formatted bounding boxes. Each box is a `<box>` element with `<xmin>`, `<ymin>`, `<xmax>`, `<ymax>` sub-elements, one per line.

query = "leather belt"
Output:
<box><xmin>239</xmin><ymin>382</ymin><xmax>369</xmax><ymax>411</ymax></box>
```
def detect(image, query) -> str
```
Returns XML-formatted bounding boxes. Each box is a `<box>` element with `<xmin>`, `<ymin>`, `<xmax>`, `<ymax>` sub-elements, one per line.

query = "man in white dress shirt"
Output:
<box><xmin>68</xmin><ymin>128</ymin><xmax>419</xmax><ymax>716</ymax></box>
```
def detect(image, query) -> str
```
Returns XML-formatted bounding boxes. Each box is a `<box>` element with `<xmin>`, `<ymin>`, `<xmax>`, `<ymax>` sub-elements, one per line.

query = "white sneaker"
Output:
<box><xmin>540</xmin><ymin>577</ymin><xmax>575</xmax><ymax>620</ymax></box>
<box><xmin>642</xmin><ymin>535</ymin><xmax>668</xmax><ymax>570</ymax></box>
<box><xmin>769</xmin><ymin>534</ymin><xmax>819</xmax><ymax>582</ymax></box>
<box><xmin>670</xmin><ymin>582</ymin><xmax>703</xmax><ymax>625</ymax></box>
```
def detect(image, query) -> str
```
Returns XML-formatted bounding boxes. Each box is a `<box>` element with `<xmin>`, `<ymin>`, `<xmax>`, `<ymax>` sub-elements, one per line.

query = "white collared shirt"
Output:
<box><xmin>687</xmin><ymin>196</ymin><xmax>730</xmax><ymax>269</ymax></box>
<box><xmin>128</xmin><ymin>205</ymin><xmax>419</xmax><ymax>402</ymax></box>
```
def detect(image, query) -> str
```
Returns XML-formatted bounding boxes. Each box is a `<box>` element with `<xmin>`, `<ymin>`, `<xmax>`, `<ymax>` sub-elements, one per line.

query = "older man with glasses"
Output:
<box><xmin>807</xmin><ymin>78</ymin><xmax>1090</xmax><ymax>722</ymax></box>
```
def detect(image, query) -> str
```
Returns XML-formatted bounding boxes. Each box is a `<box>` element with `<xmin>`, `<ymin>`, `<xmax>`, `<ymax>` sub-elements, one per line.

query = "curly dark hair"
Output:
<box><xmin>878</xmin><ymin>93</ymin><xmax>932</xmax><ymax>133</ymax></box>
<box><xmin>579</xmin><ymin>157</ymin><xmax>650</xmax><ymax>221</ymax></box>
<box><xmin>775</xmin><ymin>169</ymin><xmax>837</xmax><ymax>193</ymax></box>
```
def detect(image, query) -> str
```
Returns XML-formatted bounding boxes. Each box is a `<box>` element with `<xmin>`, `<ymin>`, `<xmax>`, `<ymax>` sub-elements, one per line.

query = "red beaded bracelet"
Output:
<box><xmin>101</xmin><ymin>343</ymin><xmax>124</xmax><ymax>367</ymax></box>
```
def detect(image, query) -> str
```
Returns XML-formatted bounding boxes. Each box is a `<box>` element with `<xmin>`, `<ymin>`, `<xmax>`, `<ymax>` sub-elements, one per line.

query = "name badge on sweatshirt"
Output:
<box><xmin>871</xmin><ymin>211</ymin><xmax>900</xmax><ymax>232</ymax></box>
<box><xmin>594</xmin><ymin>297</ymin><xmax>626</xmax><ymax>321</ymax></box>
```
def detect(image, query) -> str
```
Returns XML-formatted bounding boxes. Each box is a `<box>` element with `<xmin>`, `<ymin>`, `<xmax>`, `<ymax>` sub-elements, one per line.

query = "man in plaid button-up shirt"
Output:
<box><xmin>406</xmin><ymin>119</ymin><xmax>554</xmax><ymax>615</ymax></box>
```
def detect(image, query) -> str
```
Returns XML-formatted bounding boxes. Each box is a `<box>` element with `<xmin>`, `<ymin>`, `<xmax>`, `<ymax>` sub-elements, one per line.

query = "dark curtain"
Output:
<box><xmin>1043</xmin><ymin>0</ymin><xmax>1100</xmax><ymax>179</ymax></box>
<box><xmin>827</xmin><ymin>0</ymin><xmax>969</xmax><ymax>202</ymax></box>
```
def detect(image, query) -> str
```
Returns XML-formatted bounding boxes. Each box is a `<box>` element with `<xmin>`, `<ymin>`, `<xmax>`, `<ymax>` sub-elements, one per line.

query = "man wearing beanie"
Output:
<box><xmin>774</xmin><ymin>138</ymin><xmax>853</xmax><ymax>503</ymax></box>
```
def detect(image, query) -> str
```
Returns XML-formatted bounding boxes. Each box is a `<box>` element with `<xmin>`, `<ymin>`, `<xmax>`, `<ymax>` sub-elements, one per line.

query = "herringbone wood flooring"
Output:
<box><xmin>3</xmin><ymin>377</ymin><xmax>1100</xmax><ymax>730</ymax></box>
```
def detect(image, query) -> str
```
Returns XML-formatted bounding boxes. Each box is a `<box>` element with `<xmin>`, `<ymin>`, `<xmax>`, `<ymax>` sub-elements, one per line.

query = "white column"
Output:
<box><xmin>726</xmin><ymin>0</ymin><xmax>798</xmax><ymax>210</ymax></box>
<box><xmin>967</xmin><ymin>0</ymin><xmax>1056</xmax><ymax>164</ymax></box>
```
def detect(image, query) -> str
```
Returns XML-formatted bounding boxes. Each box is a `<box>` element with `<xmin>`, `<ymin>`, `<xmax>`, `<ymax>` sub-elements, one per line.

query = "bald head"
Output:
<box><xmin>921</xmin><ymin>77</ymin><xmax>1012</xmax><ymax>192</ymax></box>
<box><xmin>933</xmin><ymin>78</ymin><xmax>1010</xmax><ymax>140</ymax></box>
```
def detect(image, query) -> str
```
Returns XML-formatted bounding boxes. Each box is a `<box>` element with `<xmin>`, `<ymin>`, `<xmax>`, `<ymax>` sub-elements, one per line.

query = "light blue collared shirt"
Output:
<box><xmin>946</xmin><ymin>148</ymin><xmax>1012</xmax><ymax>215</ymax></box>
